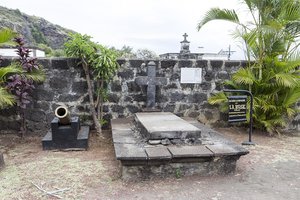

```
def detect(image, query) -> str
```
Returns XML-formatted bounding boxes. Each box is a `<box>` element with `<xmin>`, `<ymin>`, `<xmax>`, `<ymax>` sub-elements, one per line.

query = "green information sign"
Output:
<box><xmin>228</xmin><ymin>95</ymin><xmax>247</xmax><ymax>122</ymax></box>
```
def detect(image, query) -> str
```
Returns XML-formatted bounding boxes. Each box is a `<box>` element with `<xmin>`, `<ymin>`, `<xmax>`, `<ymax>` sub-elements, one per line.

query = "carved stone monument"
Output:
<box><xmin>135</xmin><ymin>61</ymin><xmax>167</xmax><ymax>110</ymax></box>
<box><xmin>42</xmin><ymin>106</ymin><xmax>90</xmax><ymax>150</ymax></box>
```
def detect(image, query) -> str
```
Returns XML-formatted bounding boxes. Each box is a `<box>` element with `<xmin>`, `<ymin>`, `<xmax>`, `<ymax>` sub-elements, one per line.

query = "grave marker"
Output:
<box><xmin>135</xmin><ymin>61</ymin><xmax>167</xmax><ymax>108</ymax></box>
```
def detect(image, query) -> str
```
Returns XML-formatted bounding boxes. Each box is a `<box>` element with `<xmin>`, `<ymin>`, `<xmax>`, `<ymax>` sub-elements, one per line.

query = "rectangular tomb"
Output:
<box><xmin>135</xmin><ymin>112</ymin><xmax>201</xmax><ymax>140</ymax></box>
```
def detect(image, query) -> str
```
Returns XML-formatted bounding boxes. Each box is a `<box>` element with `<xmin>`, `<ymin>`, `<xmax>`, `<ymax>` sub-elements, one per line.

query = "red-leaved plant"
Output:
<box><xmin>6</xmin><ymin>37</ymin><xmax>44</xmax><ymax>137</ymax></box>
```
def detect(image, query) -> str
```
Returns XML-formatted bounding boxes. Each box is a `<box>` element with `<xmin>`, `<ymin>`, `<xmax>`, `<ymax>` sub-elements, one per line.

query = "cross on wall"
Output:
<box><xmin>135</xmin><ymin>61</ymin><xmax>167</xmax><ymax>108</ymax></box>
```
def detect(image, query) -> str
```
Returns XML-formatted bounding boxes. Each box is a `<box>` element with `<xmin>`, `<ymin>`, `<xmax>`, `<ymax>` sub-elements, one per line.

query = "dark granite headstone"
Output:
<box><xmin>135</xmin><ymin>61</ymin><xmax>167</xmax><ymax>109</ymax></box>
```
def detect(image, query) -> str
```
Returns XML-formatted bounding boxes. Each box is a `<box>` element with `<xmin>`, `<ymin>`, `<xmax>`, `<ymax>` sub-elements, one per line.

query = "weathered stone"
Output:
<box><xmin>188</xmin><ymin>93</ymin><xmax>207</xmax><ymax>103</ymax></box>
<box><xmin>170</xmin><ymin>92</ymin><xmax>186</xmax><ymax>102</ymax></box>
<box><xmin>163</xmin><ymin>104</ymin><xmax>176</xmax><ymax>112</ymax></box>
<box><xmin>148</xmin><ymin>140</ymin><xmax>161</xmax><ymax>145</ymax></box>
<box><xmin>108</xmin><ymin>93</ymin><xmax>120</xmax><ymax>103</ymax></box>
<box><xmin>127</xmin><ymin>105</ymin><xmax>140</xmax><ymax>113</ymax></box>
<box><xmin>163</xmin><ymin>83</ymin><xmax>178</xmax><ymax>90</ymax></box>
<box><xmin>58</xmin><ymin>94</ymin><xmax>81</xmax><ymax>102</ymax></box>
<box><xmin>135</xmin><ymin>112</ymin><xmax>201</xmax><ymax>140</ymax></box>
<box><xmin>72</xmin><ymin>81</ymin><xmax>88</xmax><ymax>93</ymax></box>
<box><xmin>217</xmin><ymin>71</ymin><xmax>230</xmax><ymax>80</ymax></box>
<box><xmin>225</xmin><ymin>61</ymin><xmax>240</xmax><ymax>68</ymax></box>
<box><xmin>132</xmin><ymin>94</ymin><xmax>146</xmax><ymax>102</ymax></box>
<box><xmin>145</xmin><ymin>146</ymin><xmax>172</xmax><ymax>160</ymax></box>
<box><xmin>168</xmin><ymin>145</ymin><xmax>213</xmax><ymax>158</ymax></box>
<box><xmin>129</xmin><ymin>60</ymin><xmax>144</xmax><ymax>68</ymax></box>
<box><xmin>210</xmin><ymin>60</ymin><xmax>223</xmax><ymax>69</ymax></box>
<box><xmin>161</xmin><ymin>138</ymin><xmax>171</xmax><ymax>145</ymax></box>
<box><xmin>25</xmin><ymin>109</ymin><xmax>46</xmax><ymax>122</ymax></box>
<box><xmin>111</xmin><ymin>81</ymin><xmax>122</xmax><ymax>92</ymax></box>
<box><xmin>0</xmin><ymin>107</ymin><xmax>17</xmax><ymax>116</ymax></box>
<box><xmin>111</xmin><ymin>105</ymin><xmax>124</xmax><ymax>113</ymax></box>
<box><xmin>196</xmin><ymin>60</ymin><xmax>208</xmax><ymax>68</ymax></box>
<box><xmin>135</xmin><ymin>61</ymin><xmax>168</xmax><ymax>108</ymax></box>
<box><xmin>118</xmin><ymin>69</ymin><xmax>134</xmax><ymax>80</ymax></box>
<box><xmin>178</xmin><ymin>60</ymin><xmax>193</xmax><ymax>68</ymax></box>
<box><xmin>204</xmin><ymin>70</ymin><xmax>214</xmax><ymax>81</ymax></box>
<box><xmin>127</xmin><ymin>81</ymin><xmax>140</xmax><ymax>92</ymax></box>
<box><xmin>200</xmin><ymin>82</ymin><xmax>212</xmax><ymax>91</ymax></box>
<box><xmin>49</xmin><ymin>76</ymin><xmax>69</xmax><ymax>90</ymax></box>
<box><xmin>52</xmin><ymin>58</ymin><xmax>69</xmax><ymax>70</ymax></box>
<box><xmin>117</xmin><ymin>59</ymin><xmax>126</xmax><ymax>66</ymax></box>
<box><xmin>170</xmin><ymin>73</ymin><xmax>180</xmax><ymax>81</ymax></box>
<box><xmin>161</xmin><ymin>60</ymin><xmax>177</xmax><ymax>68</ymax></box>
<box><xmin>32</xmin><ymin>88</ymin><xmax>55</xmax><ymax>101</ymax></box>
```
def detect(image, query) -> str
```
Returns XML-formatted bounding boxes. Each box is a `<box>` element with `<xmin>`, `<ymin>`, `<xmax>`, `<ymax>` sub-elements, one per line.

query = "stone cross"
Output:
<box><xmin>135</xmin><ymin>61</ymin><xmax>167</xmax><ymax>108</ymax></box>
<box><xmin>183</xmin><ymin>33</ymin><xmax>188</xmax><ymax>41</ymax></box>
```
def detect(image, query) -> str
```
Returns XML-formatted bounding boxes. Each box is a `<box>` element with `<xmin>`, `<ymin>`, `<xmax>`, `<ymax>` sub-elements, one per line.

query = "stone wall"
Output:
<box><xmin>0</xmin><ymin>57</ymin><xmax>299</xmax><ymax>134</ymax></box>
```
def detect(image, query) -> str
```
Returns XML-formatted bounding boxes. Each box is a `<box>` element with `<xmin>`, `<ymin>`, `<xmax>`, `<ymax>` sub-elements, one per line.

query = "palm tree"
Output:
<box><xmin>0</xmin><ymin>28</ymin><xmax>22</xmax><ymax>109</ymax></box>
<box><xmin>198</xmin><ymin>0</ymin><xmax>300</xmax><ymax>134</ymax></box>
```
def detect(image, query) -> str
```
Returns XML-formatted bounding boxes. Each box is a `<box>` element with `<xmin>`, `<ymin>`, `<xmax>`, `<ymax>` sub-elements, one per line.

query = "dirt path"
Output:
<box><xmin>0</xmin><ymin>128</ymin><xmax>299</xmax><ymax>200</ymax></box>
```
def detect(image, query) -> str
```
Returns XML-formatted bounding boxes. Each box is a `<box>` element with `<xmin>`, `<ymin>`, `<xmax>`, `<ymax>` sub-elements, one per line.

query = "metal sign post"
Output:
<box><xmin>224</xmin><ymin>89</ymin><xmax>255</xmax><ymax>145</ymax></box>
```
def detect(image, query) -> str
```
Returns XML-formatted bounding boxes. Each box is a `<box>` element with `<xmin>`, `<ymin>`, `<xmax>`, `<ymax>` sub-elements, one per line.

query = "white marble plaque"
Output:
<box><xmin>180</xmin><ymin>68</ymin><xmax>202</xmax><ymax>83</ymax></box>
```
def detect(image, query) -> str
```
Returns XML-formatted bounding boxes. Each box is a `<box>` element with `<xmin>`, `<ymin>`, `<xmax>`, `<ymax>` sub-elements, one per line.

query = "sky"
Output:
<box><xmin>0</xmin><ymin>0</ymin><xmax>248</xmax><ymax>60</ymax></box>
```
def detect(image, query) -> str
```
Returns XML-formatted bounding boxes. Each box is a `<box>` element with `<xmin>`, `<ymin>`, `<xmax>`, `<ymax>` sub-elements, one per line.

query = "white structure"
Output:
<box><xmin>0</xmin><ymin>47</ymin><xmax>45</xmax><ymax>57</ymax></box>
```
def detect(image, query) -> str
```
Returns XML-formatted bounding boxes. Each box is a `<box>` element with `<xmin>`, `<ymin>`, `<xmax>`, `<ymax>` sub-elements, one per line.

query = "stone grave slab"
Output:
<box><xmin>114</xmin><ymin>143</ymin><xmax>148</xmax><ymax>165</ymax></box>
<box><xmin>206</xmin><ymin>144</ymin><xmax>248</xmax><ymax>156</ymax></box>
<box><xmin>168</xmin><ymin>146</ymin><xmax>213</xmax><ymax>158</ymax></box>
<box><xmin>135</xmin><ymin>112</ymin><xmax>201</xmax><ymax>140</ymax></box>
<box><xmin>145</xmin><ymin>146</ymin><xmax>172</xmax><ymax>160</ymax></box>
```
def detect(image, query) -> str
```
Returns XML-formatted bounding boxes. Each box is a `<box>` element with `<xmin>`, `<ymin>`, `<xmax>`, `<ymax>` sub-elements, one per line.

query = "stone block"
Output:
<box><xmin>49</xmin><ymin>76</ymin><xmax>69</xmax><ymax>90</ymax></box>
<box><xmin>111</xmin><ymin>81</ymin><xmax>122</xmax><ymax>92</ymax></box>
<box><xmin>111</xmin><ymin>105</ymin><xmax>125</xmax><ymax>113</ymax></box>
<box><xmin>127</xmin><ymin>105</ymin><xmax>140</xmax><ymax>113</ymax></box>
<box><xmin>118</xmin><ymin>69</ymin><xmax>134</xmax><ymax>80</ymax></box>
<box><xmin>217</xmin><ymin>71</ymin><xmax>230</xmax><ymax>80</ymax></box>
<box><xmin>204</xmin><ymin>70</ymin><xmax>214</xmax><ymax>81</ymax></box>
<box><xmin>210</xmin><ymin>60</ymin><xmax>223</xmax><ymax>69</ymax></box>
<box><xmin>129</xmin><ymin>60</ymin><xmax>144</xmax><ymax>68</ymax></box>
<box><xmin>178</xmin><ymin>60</ymin><xmax>193</xmax><ymax>68</ymax></box>
<box><xmin>225</xmin><ymin>61</ymin><xmax>240</xmax><ymax>68</ymax></box>
<box><xmin>161</xmin><ymin>60</ymin><xmax>177</xmax><ymax>68</ymax></box>
<box><xmin>196</xmin><ymin>60</ymin><xmax>208</xmax><ymax>68</ymax></box>
<box><xmin>51</xmin><ymin>58</ymin><xmax>69</xmax><ymax>70</ymax></box>
<box><xmin>200</xmin><ymin>82</ymin><xmax>212</xmax><ymax>91</ymax></box>
<box><xmin>170</xmin><ymin>92</ymin><xmax>186</xmax><ymax>102</ymax></box>
<box><xmin>72</xmin><ymin>81</ymin><xmax>88</xmax><ymax>93</ymax></box>
<box><xmin>135</xmin><ymin>112</ymin><xmax>201</xmax><ymax>140</ymax></box>
<box><xmin>188</xmin><ymin>93</ymin><xmax>207</xmax><ymax>103</ymax></box>
<box><xmin>108</xmin><ymin>94</ymin><xmax>120</xmax><ymax>103</ymax></box>
<box><xmin>127</xmin><ymin>81</ymin><xmax>140</xmax><ymax>92</ymax></box>
<box><xmin>163</xmin><ymin>104</ymin><xmax>176</xmax><ymax>112</ymax></box>
<box><xmin>168</xmin><ymin>146</ymin><xmax>213</xmax><ymax>158</ymax></box>
<box><xmin>145</xmin><ymin>146</ymin><xmax>172</xmax><ymax>161</ymax></box>
<box><xmin>32</xmin><ymin>88</ymin><xmax>55</xmax><ymax>101</ymax></box>
<box><xmin>117</xmin><ymin>59</ymin><xmax>126</xmax><ymax>66</ymax></box>
<box><xmin>0</xmin><ymin>59</ymin><xmax>11</xmax><ymax>67</ymax></box>
<box><xmin>114</xmin><ymin>143</ymin><xmax>148</xmax><ymax>165</ymax></box>
<box><xmin>170</xmin><ymin>73</ymin><xmax>180</xmax><ymax>81</ymax></box>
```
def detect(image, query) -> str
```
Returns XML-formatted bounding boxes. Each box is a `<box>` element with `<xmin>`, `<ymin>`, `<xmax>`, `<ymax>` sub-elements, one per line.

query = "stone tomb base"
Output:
<box><xmin>42</xmin><ymin>117</ymin><xmax>89</xmax><ymax>150</ymax></box>
<box><xmin>112</xmin><ymin>112</ymin><xmax>249</xmax><ymax>181</ymax></box>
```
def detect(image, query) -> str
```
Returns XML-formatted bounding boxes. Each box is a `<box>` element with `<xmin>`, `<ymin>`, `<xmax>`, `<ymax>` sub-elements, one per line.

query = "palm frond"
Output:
<box><xmin>274</xmin><ymin>73</ymin><xmax>299</xmax><ymax>88</ymax></box>
<box><xmin>232</xmin><ymin>68</ymin><xmax>255</xmax><ymax>85</ymax></box>
<box><xmin>0</xmin><ymin>28</ymin><xmax>17</xmax><ymax>44</ymax></box>
<box><xmin>25</xmin><ymin>69</ymin><xmax>46</xmax><ymax>83</ymax></box>
<box><xmin>197</xmin><ymin>8</ymin><xmax>240</xmax><ymax>31</ymax></box>
<box><xmin>0</xmin><ymin>64</ymin><xmax>23</xmax><ymax>82</ymax></box>
<box><xmin>0</xmin><ymin>87</ymin><xmax>15</xmax><ymax>109</ymax></box>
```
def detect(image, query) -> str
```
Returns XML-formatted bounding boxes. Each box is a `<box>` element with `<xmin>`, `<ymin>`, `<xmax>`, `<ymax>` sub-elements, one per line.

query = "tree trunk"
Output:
<box><xmin>82</xmin><ymin>59</ymin><xmax>102</xmax><ymax>134</ymax></box>
<box><xmin>0</xmin><ymin>153</ymin><xmax>4</xmax><ymax>169</ymax></box>
<box><xmin>20</xmin><ymin>108</ymin><xmax>26</xmax><ymax>138</ymax></box>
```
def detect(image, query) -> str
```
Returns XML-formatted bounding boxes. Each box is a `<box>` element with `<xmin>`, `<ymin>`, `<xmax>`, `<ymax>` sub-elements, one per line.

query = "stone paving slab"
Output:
<box><xmin>206</xmin><ymin>144</ymin><xmax>248</xmax><ymax>156</ymax></box>
<box><xmin>135</xmin><ymin>112</ymin><xmax>201</xmax><ymax>139</ymax></box>
<box><xmin>145</xmin><ymin>146</ymin><xmax>172</xmax><ymax>160</ymax></box>
<box><xmin>168</xmin><ymin>146</ymin><xmax>213</xmax><ymax>158</ymax></box>
<box><xmin>114</xmin><ymin>143</ymin><xmax>147</xmax><ymax>161</ymax></box>
<box><xmin>112</xmin><ymin>129</ymin><xmax>138</xmax><ymax>144</ymax></box>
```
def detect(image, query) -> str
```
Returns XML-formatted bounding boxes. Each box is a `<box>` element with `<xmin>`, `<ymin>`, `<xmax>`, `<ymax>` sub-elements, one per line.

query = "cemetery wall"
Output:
<box><xmin>0</xmin><ymin>58</ymin><xmax>299</xmax><ymax>134</ymax></box>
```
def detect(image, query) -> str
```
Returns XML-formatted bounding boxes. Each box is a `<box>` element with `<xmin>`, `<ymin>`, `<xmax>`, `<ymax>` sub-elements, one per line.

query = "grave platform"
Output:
<box><xmin>112</xmin><ymin>112</ymin><xmax>249</xmax><ymax>181</ymax></box>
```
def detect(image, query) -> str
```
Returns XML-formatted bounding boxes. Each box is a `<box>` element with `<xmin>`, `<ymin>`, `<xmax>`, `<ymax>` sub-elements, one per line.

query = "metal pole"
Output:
<box><xmin>223</xmin><ymin>89</ymin><xmax>255</xmax><ymax>145</ymax></box>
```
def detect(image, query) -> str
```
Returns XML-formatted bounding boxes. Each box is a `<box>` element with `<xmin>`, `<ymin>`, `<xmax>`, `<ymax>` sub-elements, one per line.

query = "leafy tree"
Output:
<box><xmin>136</xmin><ymin>48</ymin><xmax>158</xmax><ymax>59</ymax></box>
<box><xmin>64</xmin><ymin>33</ymin><xmax>119</xmax><ymax>135</ymax></box>
<box><xmin>197</xmin><ymin>0</ymin><xmax>300</xmax><ymax>134</ymax></box>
